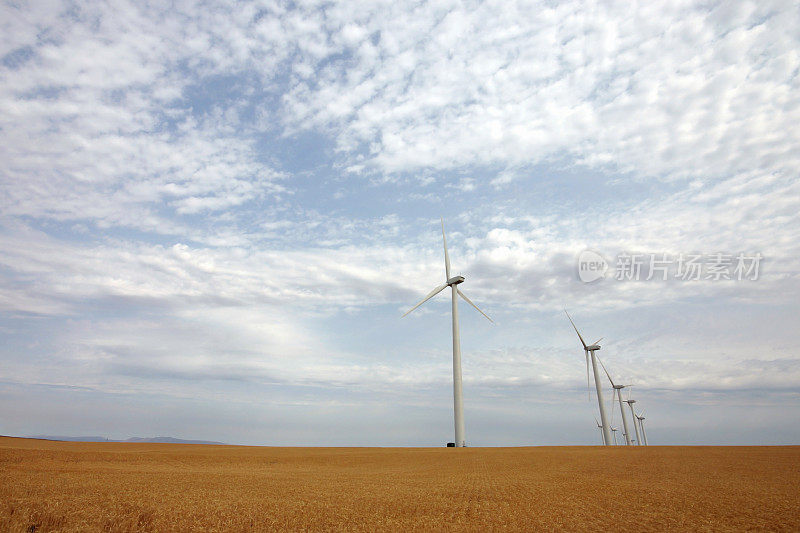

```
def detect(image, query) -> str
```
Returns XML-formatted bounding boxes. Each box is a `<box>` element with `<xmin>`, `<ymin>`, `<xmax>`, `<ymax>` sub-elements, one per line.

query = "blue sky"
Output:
<box><xmin>1</xmin><ymin>0</ymin><xmax>798</xmax><ymax>446</ymax></box>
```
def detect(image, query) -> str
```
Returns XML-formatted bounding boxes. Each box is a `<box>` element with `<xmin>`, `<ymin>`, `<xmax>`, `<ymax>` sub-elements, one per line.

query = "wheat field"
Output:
<box><xmin>1</xmin><ymin>436</ymin><xmax>798</xmax><ymax>532</ymax></box>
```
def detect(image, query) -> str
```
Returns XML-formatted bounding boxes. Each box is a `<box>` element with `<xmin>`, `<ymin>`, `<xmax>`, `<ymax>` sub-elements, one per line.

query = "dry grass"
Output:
<box><xmin>1</xmin><ymin>436</ymin><xmax>798</xmax><ymax>532</ymax></box>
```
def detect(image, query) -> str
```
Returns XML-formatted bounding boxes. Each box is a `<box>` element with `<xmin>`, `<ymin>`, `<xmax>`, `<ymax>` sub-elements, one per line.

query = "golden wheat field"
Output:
<box><xmin>1</xmin><ymin>437</ymin><xmax>798</xmax><ymax>532</ymax></box>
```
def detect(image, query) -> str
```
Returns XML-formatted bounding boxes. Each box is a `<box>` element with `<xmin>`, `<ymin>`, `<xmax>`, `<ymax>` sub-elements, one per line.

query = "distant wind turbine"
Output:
<box><xmin>611</xmin><ymin>426</ymin><xmax>619</xmax><ymax>445</ymax></box>
<box><xmin>594</xmin><ymin>417</ymin><xmax>606</xmax><ymax>445</ymax></box>
<box><xmin>624</xmin><ymin>393</ymin><xmax>642</xmax><ymax>446</ymax></box>
<box><xmin>565</xmin><ymin>311</ymin><xmax>612</xmax><ymax>446</ymax></box>
<box><xmin>402</xmin><ymin>218</ymin><xmax>493</xmax><ymax>447</ymax></box>
<box><xmin>636</xmin><ymin>410</ymin><xmax>648</xmax><ymax>446</ymax></box>
<box><xmin>596</xmin><ymin>355</ymin><xmax>633</xmax><ymax>446</ymax></box>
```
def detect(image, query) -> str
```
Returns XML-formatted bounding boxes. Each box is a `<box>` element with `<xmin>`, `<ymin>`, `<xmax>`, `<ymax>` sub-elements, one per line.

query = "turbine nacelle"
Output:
<box><xmin>586</xmin><ymin>344</ymin><xmax>601</xmax><ymax>351</ymax></box>
<box><xmin>446</xmin><ymin>275</ymin><xmax>465</xmax><ymax>286</ymax></box>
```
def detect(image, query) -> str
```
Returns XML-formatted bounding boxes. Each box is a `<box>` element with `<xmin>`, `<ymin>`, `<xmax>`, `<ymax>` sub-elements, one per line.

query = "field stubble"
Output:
<box><xmin>1</xmin><ymin>437</ymin><xmax>798</xmax><ymax>531</ymax></box>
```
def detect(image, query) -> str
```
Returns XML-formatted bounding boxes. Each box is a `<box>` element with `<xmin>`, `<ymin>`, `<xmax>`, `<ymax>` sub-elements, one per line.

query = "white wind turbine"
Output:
<box><xmin>635</xmin><ymin>410</ymin><xmax>648</xmax><ymax>446</ymax></box>
<box><xmin>402</xmin><ymin>219</ymin><xmax>493</xmax><ymax>447</ymax></box>
<box><xmin>565</xmin><ymin>311</ymin><xmax>612</xmax><ymax>446</ymax></box>
<box><xmin>596</xmin><ymin>355</ymin><xmax>634</xmax><ymax>446</ymax></box>
<box><xmin>611</xmin><ymin>426</ymin><xmax>619</xmax><ymax>445</ymax></box>
<box><xmin>624</xmin><ymin>393</ymin><xmax>642</xmax><ymax>446</ymax></box>
<box><xmin>594</xmin><ymin>417</ymin><xmax>606</xmax><ymax>445</ymax></box>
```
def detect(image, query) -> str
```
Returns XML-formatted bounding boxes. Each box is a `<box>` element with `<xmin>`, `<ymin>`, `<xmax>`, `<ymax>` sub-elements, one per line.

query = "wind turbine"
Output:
<box><xmin>624</xmin><ymin>393</ymin><xmax>642</xmax><ymax>446</ymax></box>
<box><xmin>594</xmin><ymin>417</ymin><xmax>606</xmax><ymax>445</ymax></box>
<box><xmin>596</xmin><ymin>355</ymin><xmax>633</xmax><ymax>446</ymax></box>
<box><xmin>611</xmin><ymin>426</ymin><xmax>619</xmax><ymax>445</ymax></box>
<box><xmin>565</xmin><ymin>311</ymin><xmax>612</xmax><ymax>446</ymax></box>
<box><xmin>402</xmin><ymin>219</ymin><xmax>493</xmax><ymax>447</ymax></box>
<box><xmin>636</xmin><ymin>411</ymin><xmax>648</xmax><ymax>446</ymax></box>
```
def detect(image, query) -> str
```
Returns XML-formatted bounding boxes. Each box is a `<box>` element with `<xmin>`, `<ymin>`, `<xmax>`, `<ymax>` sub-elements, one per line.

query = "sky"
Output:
<box><xmin>1</xmin><ymin>0</ymin><xmax>798</xmax><ymax>446</ymax></box>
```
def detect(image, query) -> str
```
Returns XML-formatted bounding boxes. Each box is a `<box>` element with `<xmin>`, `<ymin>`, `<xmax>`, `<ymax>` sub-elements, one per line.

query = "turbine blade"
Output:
<box><xmin>564</xmin><ymin>310</ymin><xmax>588</xmax><ymax>349</ymax></box>
<box><xmin>441</xmin><ymin>217</ymin><xmax>451</xmax><ymax>280</ymax></box>
<box><xmin>595</xmin><ymin>353</ymin><xmax>615</xmax><ymax>386</ymax></box>
<box><xmin>457</xmin><ymin>289</ymin><xmax>494</xmax><ymax>323</ymax></box>
<box><xmin>592</xmin><ymin>337</ymin><xmax>603</xmax><ymax>346</ymax></box>
<box><xmin>401</xmin><ymin>284</ymin><xmax>447</xmax><ymax>317</ymax></box>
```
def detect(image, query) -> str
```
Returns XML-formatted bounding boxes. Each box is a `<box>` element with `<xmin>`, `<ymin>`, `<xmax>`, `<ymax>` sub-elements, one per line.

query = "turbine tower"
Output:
<box><xmin>565</xmin><ymin>311</ymin><xmax>612</xmax><ymax>446</ymax></box>
<box><xmin>403</xmin><ymin>219</ymin><xmax>493</xmax><ymax>447</ymax></box>
<box><xmin>596</xmin><ymin>355</ymin><xmax>633</xmax><ymax>446</ymax></box>
<box><xmin>636</xmin><ymin>411</ymin><xmax>648</xmax><ymax>446</ymax></box>
<box><xmin>624</xmin><ymin>396</ymin><xmax>642</xmax><ymax>446</ymax></box>
<box><xmin>611</xmin><ymin>426</ymin><xmax>619</xmax><ymax>445</ymax></box>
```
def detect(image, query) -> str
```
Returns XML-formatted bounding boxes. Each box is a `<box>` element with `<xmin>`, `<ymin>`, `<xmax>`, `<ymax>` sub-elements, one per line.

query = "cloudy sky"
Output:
<box><xmin>1</xmin><ymin>0</ymin><xmax>798</xmax><ymax>446</ymax></box>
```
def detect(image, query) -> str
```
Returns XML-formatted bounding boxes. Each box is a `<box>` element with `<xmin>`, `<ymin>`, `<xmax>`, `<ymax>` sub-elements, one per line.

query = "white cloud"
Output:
<box><xmin>279</xmin><ymin>0</ymin><xmax>799</xmax><ymax>187</ymax></box>
<box><xmin>0</xmin><ymin>0</ymin><xmax>293</xmax><ymax>234</ymax></box>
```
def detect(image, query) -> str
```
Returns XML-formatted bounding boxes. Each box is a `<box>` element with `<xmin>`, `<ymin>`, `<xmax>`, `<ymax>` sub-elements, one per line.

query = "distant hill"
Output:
<box><xmin>28</xmin><ymin>435</ymin><xmax>109</xmax><ymax>442</ymax></box>
<box><xmin>27</xmin><ymin>435</ymin><xmax>225</xmax><ymax>445</ymax></box>
<box><xmin>123</xmin><ymin>436</ymin><xmax>225</xmax><ymax>445</ymax></box>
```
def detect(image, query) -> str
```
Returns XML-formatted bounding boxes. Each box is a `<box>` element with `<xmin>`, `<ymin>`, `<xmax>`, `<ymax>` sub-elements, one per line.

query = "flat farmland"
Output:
<box><xmin>1</xmin><ymin>437</ymin><xmax>798</xmax><ymax>532</ymax></box>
